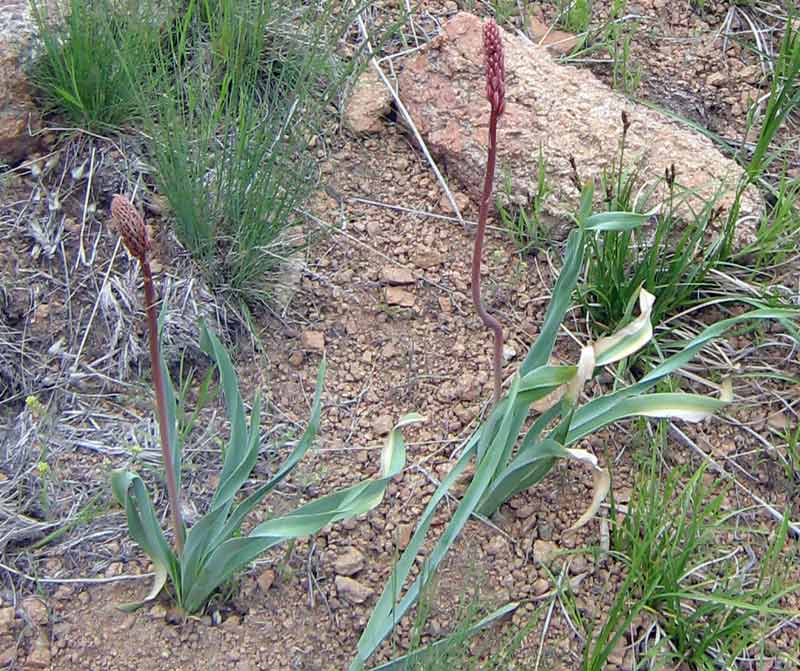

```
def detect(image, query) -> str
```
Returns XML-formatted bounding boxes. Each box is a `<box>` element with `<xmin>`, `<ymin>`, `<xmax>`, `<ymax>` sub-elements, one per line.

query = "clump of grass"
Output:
<box><xmin>144</xmin><ymin>0</ymin><xmax>367</xmax><ymax>303</ymax></box>
<box><xmin>30</xmin><ymin>0</ymin><xmax>163</xmax><ymax>130</ymax></box>
<box><xmin>580</xmin><ymin>115</ymin><xmax>727</xmax><ymax>335</ymax></box>
<box><xmin>583</xmin><ymin>422</ymin><xmax>800</xmax><ymax>670</ymax></box>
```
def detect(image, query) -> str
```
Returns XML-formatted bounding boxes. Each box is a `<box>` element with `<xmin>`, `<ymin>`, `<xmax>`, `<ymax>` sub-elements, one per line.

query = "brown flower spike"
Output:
<box><xmin>111</xmin><ymin>195</ymin><xmax>151</xmax><ymax>262</ymax></box>
<box><xmin>111</xmin><ymin>195</ymin><xmax>184</xmax><ymax>554</ymax></box>
<box><xmin>472</xmin><ymin>20</ymin><xmax>506</xmax><ymax>405</ymax></box>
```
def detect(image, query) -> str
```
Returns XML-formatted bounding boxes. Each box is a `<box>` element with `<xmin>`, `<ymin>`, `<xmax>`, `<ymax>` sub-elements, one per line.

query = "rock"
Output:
<box><xmin>0</xmin><ymin>1</ymin><xmax>55</xmax><ymax>163</ymax></box>
<box><xmin>396</xmin><ymin>522</ymin><xmax>414</xmax><ymax>550</ymax></box>
<box><xmin>333</xmin><ymin>547</ymin><xmax>365</xmax><ymax>576</ymax></box>
<box><xmin>484</xmin><ymin>535</ymin><xmax>508</xmax><ymax>556</ymax></box>
<box><xmin>412</xmin><ymin>251</ymin><xmax>443</xmax><ymax>269</ymax></box>
<box><xmin>257</xmin><ymin>568</ymin><xmax>276</xmax><ymax>593</ymax></box>
<box><xmin>385</xmin><ymin>287</ymin><xmax>415</xmax><ymax>308</ymax></box>
<box><xmin>528</xmin><ymin>16</ymin><xmax>578</xmax><ymax>56</ymax></box>
<box><xmin>398</xmin><ymin>13</ymin><xmax>760</xmax><ymax>248</ymax></box>
<box><xmin>288</xmin><ymin>351</ymin><xmax>304</xmax><ymax>368</ymax></box>
<box><xmin>0</xmin><ymin>645</ymin><xmax>15</xmax><ymax>667</ymax></box>
<box><xmin>344</xmin><ymin>67</ymin><xmax>392</xmax><ymax>135</ymax></box>
<box><xmin>380</xmin><ymin>266</ymin><xmax>415</xmax><ymax>286</ymax></box>
<box><xmin>20</xmin><ymin>597</ymin><xmax>47</xmax><ymax>626</ymax></box>
<box><xmin>301</xmin><ymin>330</ymin><xmax>325</xmax><ymax>352</ymax></box>
<box><xmin>372</xmin><ymin>414</ymin><xmax>393</xmax><ymax>436</ymax></box>
<box><xmin>533</xmin><ymin>539</ymin><xmax>559</xmax><ymax>565</ymax></box>
<box><xmin>24</xmin><ymin>632</ymin><xmax>50</xmax><ymax>669</ymax></box>
<box><xmin>335</xmin><ymin>576</ymin><xmax>373</xmax><ymax>604</ymax></box>
<box><xmin>149</xmin><ymin>603</ymin><xmax>167</xmax><ymax>619</ymax></box>
<box><xmin>0</xmin><ymin>607</ymin><xmax>14</xmax><ymax>633</ymax></box>
<box><xmin>438</xmin><ymin>190</ymin><xmax>472</xmax><ymax>213</ymax></box>
<box><xmin>532</xmin><ymin>577</ymin><xmax>550</xmax><ymax>596</ymax></box>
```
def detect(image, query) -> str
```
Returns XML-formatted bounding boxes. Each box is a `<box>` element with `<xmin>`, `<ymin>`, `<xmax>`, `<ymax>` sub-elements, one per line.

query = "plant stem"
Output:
<box><xmin>473</xmin><ymin>107</ymin><xmax>504</xmax><ymax>405</ymax></box>
<box><xmin>142</xmin><ymin>261</ymin><xmax>184</xmax><ymax>554</ymax></box>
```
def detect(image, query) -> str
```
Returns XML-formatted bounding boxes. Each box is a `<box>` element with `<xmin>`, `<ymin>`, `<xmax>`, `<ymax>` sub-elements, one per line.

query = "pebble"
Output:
<box><xmin>533</xmin><ymin>539</ymin><xmax>559</xmax><ymax>565</ymax></box>
<box><xmin>385</xmin><ymin>287</ymin><xmax>415</xmax><ymax>308</ymax></box>
<box><xmin>257</xmin><ymin>569</ymin><xmax>276</xmax><ymax>593</ymax></box>
<box><xmin>335</xmin><ymin>576</ymin><xmax>373</xmax><ymax>604</ymax></box>
<box><xmin>300</xmin><ymin>330</ymin><xmax>325</xmax><ymax>351</ymax></box>
<box><xmin>333</xmin><ymin>547</ymin><xmax>365</xmax><ymax>576</ymax></box>
<box><xmin>21</xmin><ymin>597</ymin><xmax>48</xmax><ymax>627</ymax></box>
<box><xmin>380</xmin><ymin>266</ymin><xmax>415</xmax><ymax>285</ymax></box>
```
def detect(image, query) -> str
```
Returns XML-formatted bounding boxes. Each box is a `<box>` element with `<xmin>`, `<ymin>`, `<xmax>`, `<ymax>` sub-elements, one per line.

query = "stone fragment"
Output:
<box><xmin>0</xmin><ymin>1</ymin><xmax>53</xmax><ymax>163</ymax></box>
<box><xmin>0</xmin><ymin>607</ymin><xmax>14</xmax><ymax>633</ymax></box>
<box><xmin>396</xmin><ymin>523</ymin><xmax>414</xmax><ymax>550</ymax></box>
<box><xmin>385</xmin><ymin>287</ymin><xmax>415</xmax><ymax>308</ymax></box>
<box><xmin>301</xmin><ymin>330</ymin><xmax>325</xmax><ymax>352</ymax></box>
<box><xmin>257</xmin><ymin>568</ymin><xmax>276</xmax><ymax>593</ymax></box>
<box><xmin>532</xmin><ymin>577</ymin><xmax>550</xmax><ymax>596</ymax></box>
<box><xmin>344</xmin><ymin>67</ymin><xmax>392</xmax><ymax>135</ymax></box>
<box><xmin>528</xmin><ymin>16</ymin><xmax>578</xmax><ymax>56</ymax></box>
<box><xmin>398</xmin><ymin>13</ymin><xmax>760</xmax><ymax>248</ymax></box>
<box><xmin>20</xmin><ymin>598</ymin><xmax>47</xmax><ymax>626</ymax></box>
<box><xmin>533</xmin><ymin>539</ymin><xmax>559</xmax><ymax>565</ymax></box>
<box><xmin>380</xmin><ymin>266</ymin><xmax>415</xmax><ymax>286</ymax></box>
<box><xmin>333</xmin><ymin>547</ymin><xmax>365</xmax><ymax>576</ymax></box>
<box><xmin>335</xmin><ymin>576</ymin><xmax>373</xmax><ymax>604</ymax></box>
<box><xmin>412</xmin><ymin>251</ymin><xmax>443</xmax><ymax>269</ymax></box>
<box><xmin>372</xmin><ymin>414</ymin><xmax>393</xmax><ymax>436</ymax></box>
<box><xmin>25</xmin><ymin>632</ymin><xmax>50</xmax><ymax>669</ymax></box>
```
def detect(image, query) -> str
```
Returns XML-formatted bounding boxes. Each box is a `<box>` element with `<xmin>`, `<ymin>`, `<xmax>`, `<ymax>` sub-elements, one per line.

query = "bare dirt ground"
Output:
<box><xmin>1</xmin><ymin>2</ymin><xmax>798</xmax><ymax>670</ymax></box>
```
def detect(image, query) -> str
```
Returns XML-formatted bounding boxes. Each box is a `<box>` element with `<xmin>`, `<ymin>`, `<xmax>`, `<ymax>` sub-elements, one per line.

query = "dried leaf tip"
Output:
<box><xmin>483</xmin><ymin>19</ymin><xmax>505</xmax><ymax>117</ymax></box>
<box><xmin>111</xmin><ymin>194</ymin><xmax>150</xmax><ymax>262</ymax></box>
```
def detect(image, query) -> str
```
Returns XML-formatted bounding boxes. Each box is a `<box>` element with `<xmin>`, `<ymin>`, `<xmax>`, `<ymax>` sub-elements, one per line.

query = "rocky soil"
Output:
<box><xmin>1</xmin><ymin>1</ymin><xmax>798</xmax><ymax>670</ymax></box>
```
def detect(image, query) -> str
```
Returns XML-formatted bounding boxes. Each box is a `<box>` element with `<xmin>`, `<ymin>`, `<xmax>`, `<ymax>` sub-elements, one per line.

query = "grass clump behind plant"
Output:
<box><xmin>144</xmin><ymin>0</ymin><xmax>367</xmax><ymax>303</ymax></box>
<box><xmin>30</xmin><ymin>0</ymin><xmax>163</xmax><ymax>130</ymax></box>
<box><xmin>583</xmin><ymin>422</ymin><xmax>800</xmax><ymax>670</ymax></box>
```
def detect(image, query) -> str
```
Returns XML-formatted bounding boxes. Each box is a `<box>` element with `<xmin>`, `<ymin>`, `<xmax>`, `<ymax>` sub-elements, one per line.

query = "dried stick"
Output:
<box><xmin>111</xmin><ymin>195</ymin><xmax>185</xmax><ymax>554</ymax></box>
<box><xmin>473</xmin><ymin>19</ymin><xmax>506</xmax><ymax>405</ymax></box>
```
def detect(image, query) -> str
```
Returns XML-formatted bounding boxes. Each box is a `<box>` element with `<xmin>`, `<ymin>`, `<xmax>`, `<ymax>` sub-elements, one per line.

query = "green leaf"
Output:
<box><xmin>111</xmin><ymin>470</ymin><xmax>178</xmax><ymax>601</ymax></box>
<box><xmin>199</xmin><ymin>322</ymin><xmax>249</xmax><ymax>506</ymax></box>
<box><xmin>364</xmin><ymin>602</ymin><xmax>520</xmax><ymax>671</ymax></box>
<box><xmin>584</xmin><ymin>211</ymin><xmax>649</xmax><ymax>231</ymax></box>
<box><xmin>350</xmin><ymin>377</ymin><xmax>523</xmax><ymax>670</ymax></box>
<box><xmin>180</xmin><ymin>413</ymin><xmax>420</xmax><ymax>614</ymax></box>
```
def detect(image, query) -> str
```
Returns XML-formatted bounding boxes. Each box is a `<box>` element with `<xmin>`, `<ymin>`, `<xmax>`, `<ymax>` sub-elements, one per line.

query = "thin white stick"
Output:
<box><xmin>668</xmin><ymin>422</ymin><xmax>800</xmax><ymax>538</ymax></box>
<box><xmin>355</xmin><ymin>13</ymin><xmax>467</xmax><ymax>230</ymax></box>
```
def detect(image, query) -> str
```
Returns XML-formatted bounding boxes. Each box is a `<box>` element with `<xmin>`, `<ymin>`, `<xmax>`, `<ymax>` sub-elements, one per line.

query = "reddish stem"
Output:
<box><xmin>472</xmin><ymin>108</ymin><xmax>504</xmax><ymax>405</ymax></box>
<box><xmin>142</xmin><ymin>261</ymin><xmax>184</xmax><ymax>554</ymax></box>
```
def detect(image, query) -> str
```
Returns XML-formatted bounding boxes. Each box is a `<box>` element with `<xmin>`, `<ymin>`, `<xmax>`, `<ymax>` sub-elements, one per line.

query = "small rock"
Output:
<box><xmin>532</xmin><ymin>577</ymin><xmax>550</xmax><ymax>596</ymax></box>
<box><xmin>569</xmin><ymin>556</ymin><xmax>589</xmax><ymax>575</ymax></box>
<box><xmin>0</xmin><ymin>645</ymin><xmax>15</xmax><ymax>667</ymax></box>
<box><xmin>0</xmin><ymin>607</ymin><xmax>15</xmax><ymax>632</ymax></box>
<box><xmin>412</xmin><ymin>251</ymin><xmax>443</xmax><ymax>269</ymax></box>
<box><xmin>21</xmin><ymin>598</ymin><xmax>47</xmax><ymax>627</ymax></box>
<box><xmin>25</xmin><ymin>632</ymin><xmax>50</xmax><ymax>669</ymax></box>
<box><xmin>301</xmin><ymin>330</ymin><xmax>325</xmax><ymax>352</ymax></box>
<box><xmin>105</xmin><ymin>562</ymin><xmax>123</xmax><ymax>577</ymax></box>
<box><xmin>257</xmin><ymin>569</ymin><xmax>276</xmax><ymax>593</ymax></box>
<box><xmin>438</xmin><ymin>191</ymin><xmax>472</xmax><ymax>214</ymax></box>
<box><xmin>343</xmin><ymin>68</ymin><xmax>392</xmax><ymax>134</ymax></box>
<box><xmin>396</xmin><ymin>523</ymin><xmax>414</xmax><ymax>550</ymax></box>
<box><xmin>533</xmin><ymin>539</ymin><xmax>559</xmax><ymax>565</ymax></box>
<box><xmin>385</xmin><ymin>287</ymin><xmax>415</xmax><ymax>308</ymax></box>
<box><xmin>150</xmin><ymin>603</ymin><xmax>167</xmax><ymax>619</ymax></box>
<box><xmin>707</xmin><ymin>71</ymin><xmax>726</xmax><ymax>87</ymax></box>
<box><xmin>288</xmin><ymin>351</ymin><xmax>304</xmax><ymax>368</ymax></box>
<box><xmin>485</xmin><ymin>535</ymin><xmax>508</xmax><ymax>557</ymax></box>
<box><xmin>335</xmin><ymin>576</ymin><xmax>373</xmax><ymax>604</ymax></box>
<box><xmin>380</xmin><ymin>266</ymin><xmax>415</xmax><ymax>286</ymax></box>
<box><xmin>334</xmin><ymin>547</ymin><xmax>365</xmax><ymax>576</ymax></box>
<box><xmin>373</xmin><ymin>415</ymin><xmax>394</xmax><ymax>436</ymax></box>
<box><xmin>165</xmin><ymin>607</ymin><xmax>183</xmax><ymax>625</ymax></box>
<box><xmin>502</xmin><ymin>344</ymin><xmax>517</xmax><ymax>362</ymax></box>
